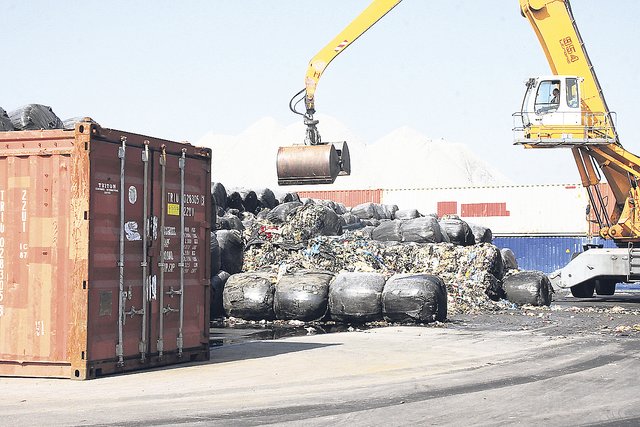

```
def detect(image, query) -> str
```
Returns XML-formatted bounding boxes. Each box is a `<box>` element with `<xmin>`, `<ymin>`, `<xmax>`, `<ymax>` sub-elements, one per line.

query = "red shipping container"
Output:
<box><xmin>297</xmin><ymin>189</ymin><xmax>382</xmax><ymax>207</ymax></box>
<box><xmin>0</xmin><ymin>121</ymin><xmax>211</xmax><ymax>379</ymax></box>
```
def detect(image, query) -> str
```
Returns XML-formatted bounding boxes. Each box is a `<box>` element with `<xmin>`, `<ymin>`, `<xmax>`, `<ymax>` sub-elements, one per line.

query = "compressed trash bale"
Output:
<box><xmin>335</xmin><ymin>203</ymin><xmax>347</xmax><ymax>215</ymax></box>
<box><xmin>401</xmin><ymin>216</ymin><xmax>444</xmax><ymax>243</ymax></box>
<box><xmin>469</xmin><ymin>223</ymin><xmax>493</xmax><ymax>243</ymax></box>
<box><xmin>501</xmin><ymin>248</ymin><xmax>518</xmax><ymax>270</ymax></box>
<box><xmin>266</xmin><ymin>201</ymin><xmax>302</xmax><ymax>223</ymax></box>
<box><xmin>226</xmin><ymin>190</ymin><xmax>245</xmax><ymax>211</ymax></box>
<box><xmin>274</xmin><ymin>270</ymin><xmax>334</xmax><ymax>321</ymax></box>
<box><xmin>503</xmin><ymin>270</ymin><xmax>552</xmax><ymax>306</ymax></box>
<box><xmin>217</xmin><ymin>213</ymin><xmax>244</xmax><ymax>231</ymax></box>
<box><xmin>351</xmin><ymin>202</ymin><xmax>378</xmax><ymax>220</ymax></box>
<box><xmin>329</xmin><ymin>272</ymin><xmax>385</xmax><ymax>323</ymax></box>
<box><xmin>210</xmin><ymin>231</ymin><xmax>221</xmax><ymax>276</ymax></box>
<box><xmin>382</xmin><ymin>273</ymin><xmax>447</xmax><ymax>323</ymax></box>
<box><xmin>371</xmin><ymin>220</ymin><xmax>403</xmax><ymax>242</ymax></box>
<box><xmin>212</xmin><ymin>182</ymin><xmax>228</xmax><ymax>212</ymax></box>
<box><xmin>0</xmin><ymin>108</ymin><xmax>15</xmax><ymax>131</ymax></box>
<box><xmin>281</xmin><ymin>204</ymin><xmax>342</xmax><ymax>242</ymax></box>
<box><xmin>375</xmin><ymin>204</ymin><xmax>398</xmax><ymax>220</ymax></box>
<box><xmin>211</xmin><ymin>271</ymin><xmax>231</xmax><ymax>319</ymax></box>
<box><xmin>223</xmin><ymin>272</ymin><xmax>276</xmax><ymax>320</ymax></box>
<box><xmin>239</xmin><ymin>189</ymin><xmax>258</xmax><ymax>214</ymax></box>
<box><xmin>340</xmin><ymin>212</ymin><xmax>361</xmax><ymax>226</ymax></box>
<box><xmin>278</xmin><ymin>192</ymin><xmax>301</xmax><ymax>204</ymax></box>
<box><xmin>216</xmin><ymin>229</ymin><xmax>244</xmax><ymax>274</ymax></box>
<box><xmin>9</xmin><ymin>104</ymin><xmax>63</xmax><ymax>130</ymax></box>
<box><xmin>256</xmin><ymin>188</ymin><xmax>278</xmax><ymax>210</ymax></box>
<box><xmin>439</xmin><ymin>216</ymin><xmax>475</xmax><ymax>246</ymax></box>
<box><xmin>395</xmin><ymin>209</ymin><xmax>421</xmax><ymax>220</ymax></box>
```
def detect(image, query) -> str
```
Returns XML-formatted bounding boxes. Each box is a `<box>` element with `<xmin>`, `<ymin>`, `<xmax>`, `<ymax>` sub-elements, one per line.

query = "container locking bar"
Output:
<box><xmin>177</xmin><ymin>149</ymin><xmax>186</xmax><ymax>357</ymax></box>
<box><xmin>157</xmin><ymin>146</ymin><xmax>167</xmax><ymax>357</ymax></box>
<box><xmin>116</xmin><ymin>137</ymin><xmax>127</xmax><ymax>367</ymax></box>
<box><xmin>140</xmin><ymin>142</ymin><xmax>150</xmax><ymax>361</ymax></box>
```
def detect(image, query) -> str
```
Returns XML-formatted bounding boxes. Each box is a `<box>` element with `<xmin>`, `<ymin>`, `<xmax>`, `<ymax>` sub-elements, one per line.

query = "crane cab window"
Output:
<box><xmin>566</xmin><ymin>78</ymin><xmax>579</xmax><ymax>108</ymax></box>
<box><xmin>535</xmin><ymin>80</ymin><xmax>561</xmax><ymax>114</ymax></box>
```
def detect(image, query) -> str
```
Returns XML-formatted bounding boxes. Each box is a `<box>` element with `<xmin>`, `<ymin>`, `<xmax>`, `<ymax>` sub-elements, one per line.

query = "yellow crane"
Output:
<box><xmin>276</xmin><ymin>0</ymin><xmax>401</xmax><ymax>185</ymax></box>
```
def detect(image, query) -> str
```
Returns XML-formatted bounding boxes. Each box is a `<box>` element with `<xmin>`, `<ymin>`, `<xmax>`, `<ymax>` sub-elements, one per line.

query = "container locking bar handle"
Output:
<box><xmin>157</xmin><ymin>146</ymin><xmax>167</xmax><ymax>358</ymax></box>
<box><xmin>116</xmin><ymin>137</ymin><xmax>127</xmax><ymax>367</ymax></box>
<box><xmin>140</xmin><ymin>142</ymin><xmax>150</xmax><ymax>362</ymax></box>
<box><xmin>177</xmin><ymin>149</ymin><xmax>186</xmax><ymax>357</ymax></box>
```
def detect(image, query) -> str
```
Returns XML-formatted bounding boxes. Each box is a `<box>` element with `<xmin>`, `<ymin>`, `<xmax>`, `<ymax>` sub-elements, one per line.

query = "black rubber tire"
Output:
<box><xmin>571</xmin><ymin>281</ymin><xmax>595</xmax><ymax>298</ymax></box>
<box><xmin>595</xmin><ymin>279</ymin><xmax>616</xmax><ymax>296</ymax></box>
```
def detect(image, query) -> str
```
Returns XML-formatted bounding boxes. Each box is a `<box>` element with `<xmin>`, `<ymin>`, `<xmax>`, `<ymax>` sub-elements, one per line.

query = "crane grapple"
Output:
<box><xmin>276</xmin><ymin>141</ymin><xmax>350</xmax><ymax>185</ymax></box>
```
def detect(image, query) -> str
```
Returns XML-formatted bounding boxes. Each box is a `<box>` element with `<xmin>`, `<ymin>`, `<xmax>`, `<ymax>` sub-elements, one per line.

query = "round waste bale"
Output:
<box><xmin>211</xmin><ymin>182</ymin><xmax>228</xmax><ymax>212</ymax></box>
<box><xmin>0</xmin><ymin>107</ymin><xmax>15</xmax><ymax>131</ymax></box>
<box><xmin>395</xmin><ymin>209</ymin><xmax>421</xmax><ymax>220</ymax></box>
<box><xmin>210</xmin><ymin>231</ymin><xmax>221</xmax><ymax>276</ymax></box>
<box><xmin>226</xmin><ymin>190</ymin><xmax>245</xmax><ymax>211</ymax></box>
<box><xmin>274</xmin><ymin>270</ymin><xmax>334</xmax><ymax>321</ymax></box>
<box><xmin>351</xmin><ymin>202</ymin><xmax>378</xmax><ymax>220</ymax></box>
<box><xmin>239</xmin><ymin>189</ymin><xmax>258</xmax><ymax>214</ymax></box>
<box><xmin>223</xmin><ymin>272</ymin><xmax>276</xmax><ymax>320</ymax></box>
<box><xmin>501</xmin><ymin>248</ymin><xmax>518</xmax><ymax>271</ymax></box>
<box><xmin>401</xmin><ymin>216</ymin><xmax>444</xmax><ymax>243</ymax></box>
<box><xmin>217</xmin><ymin>213</ymin><xmax>244</xmax><ymax>231</ymax></box>
<box><xmin>211</xmin><ymin>271</ymin><xmax>231</xmax><ymax>319</ymax></box>
<box><xmin>439</xmin><ymin>216</ymin><xmax>475</xmax><ymax>246</ymax></box>
<box><xmin>503</xmin><ymin>271</ymin><xmax>552</xmax><ymax>306</ymax></box>
<box><xmin>382</xmin><ymin>273</ymin><xmax>447</xmax><ymax>323</ymax></box>
<box><xmin>469</xmin><ymin>223</ymin><xmax>493</xmax><ymax>243</ymax></box>
<box><xmin>216</xmin><ymin>229</ymin><xmax>244</xmax><ymax>275</ymax></box>
<box><xmin>256</xmin><ymin>188</ymin><xmax>278</xmax><ymax>210</ymax></box>
<box><xmin>278</xmin><ymin>192</ymin><xmax>301</xmax><ymax>204</ymax></box>
<box><xmin>371</xmin><ymin>220</ymin><xmax>403</xmax><ymax>242</ymax></box>
<box><xmin>266</xmin><ymin>201</ymin><xmax>302</xmax><ymax>223</ymax></box>
<box><xmin>329</xmin><ymin>272</ymin><xmax>385</xmax><ymax>323</ymax></box>
<box><xmin>9</xmin><ymin>104</ymin><xmax>63</xmax><ymax>130</ymax></box>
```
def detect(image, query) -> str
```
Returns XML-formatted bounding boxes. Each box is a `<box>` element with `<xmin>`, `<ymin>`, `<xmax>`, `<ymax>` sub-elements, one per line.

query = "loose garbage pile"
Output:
<box><xmin>211</xmin><ymin>183</ymin><xmax>552</xmax><ymax>324</ymax></box>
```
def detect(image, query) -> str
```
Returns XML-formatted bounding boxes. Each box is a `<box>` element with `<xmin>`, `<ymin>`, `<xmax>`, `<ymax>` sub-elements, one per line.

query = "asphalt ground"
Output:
<box><xmin>1</xmin><ymin>292</ymin><xmax>640</xmax><ymax>426</ymax></box>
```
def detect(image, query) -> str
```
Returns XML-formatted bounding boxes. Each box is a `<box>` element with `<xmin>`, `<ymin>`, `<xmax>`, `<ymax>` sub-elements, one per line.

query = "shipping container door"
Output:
<box><xmin>89</xmin><ymin>139</ymin><xmax>149</xmax><ymax>365</ymax></box>
<box><xmin>148</xmin><ymin>147</ymin><xmax>209</xmax><ymax>358</ymax></box>
<box><xmin>0</xmin><ymin>147</ymin><xmax>74</xmax><ymax>371</ymax></box>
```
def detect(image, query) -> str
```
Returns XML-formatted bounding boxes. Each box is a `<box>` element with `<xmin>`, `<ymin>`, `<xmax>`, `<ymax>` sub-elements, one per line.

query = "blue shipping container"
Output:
<box><xmin>492</xmin><ymin>236</ymin><xmax>616</xmax><ymax>273</ymax></box>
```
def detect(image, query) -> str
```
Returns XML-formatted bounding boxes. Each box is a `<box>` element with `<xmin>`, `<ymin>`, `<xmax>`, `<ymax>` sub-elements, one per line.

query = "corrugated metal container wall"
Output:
<box><xmin>588</xmin><ymin>183</ymin><xmax>615</xmax><ymax>236</ymax></box>
<box><xmin>382</xmin><ymin>185</ymin><xmax>591</xmax><ymax>236</ymax></box>
<box><xmin>0</xmin><ymin>122</ymin><xmax>211</xmax><ymax>379</ymax></box>
<box><xmin>493</xmin><ymin>236</ymin><xmax>616</xmax><ymax>273</ymax></box>
<box><xmin>297</xmin><ymin>189</ymin><xmax>382</xmax><ymax>208</ymax></box>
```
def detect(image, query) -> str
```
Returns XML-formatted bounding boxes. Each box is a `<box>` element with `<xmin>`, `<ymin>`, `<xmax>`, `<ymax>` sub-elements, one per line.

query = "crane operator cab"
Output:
<box><xmin>514</xmin><ymin>75</ymin><xmax>616</xmax><ymax>146</ymax></box>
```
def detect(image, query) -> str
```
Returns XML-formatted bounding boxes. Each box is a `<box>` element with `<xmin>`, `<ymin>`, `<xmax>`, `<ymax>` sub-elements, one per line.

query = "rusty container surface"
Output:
<box><xmin>296</xmin><ymin>189</ymin><xmax>382</xmax><ymax>208</ymax></box>
<box><xmin>0</xmin><ymin>121</ymin><xmax>211</xmax><ymax>379</ymax></box>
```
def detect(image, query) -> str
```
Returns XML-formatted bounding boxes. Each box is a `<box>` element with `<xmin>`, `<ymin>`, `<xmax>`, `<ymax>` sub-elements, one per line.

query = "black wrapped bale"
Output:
<box><xmin>210</xmin><ymin>231</ymin><xmax>221</xmax><ymax>276</ymax></box>
<box><xmin>371</xmin><ymin>220</ymin><xmax>403</xmax><ymax>242</ymax></box>
<box><xmin>501</xmin><ymin>248</ymin><xmax>518</xmax><ymax>271</ymax></box>
<box><xmin>335</xmin><ymin>203</ymin><xmax>347</xmax><ymax>215</ymax></box>
<box><xmin>439</xmin><ymin>216</ymin><xmax>475</xmax><ymax>246</ymax></box>
<box><xmin>212</xmin><ymin>182</ymin><xmax>228</xmax><ymax>212</ymax></box>
<box><xmin>401</xmin><ymin>216</ymin><xmax>444</xmax><ymax>243</ymax></box>
<box><xmin>266</xmin><ymin>201</ymin><xmax>302</xmax><ymax>223</ymax></box>
<box><xmin>395</xmin><ymin>209</ymin><xmax>421</xmax><ymax>220</ymax></box>
<box><xmin>503</xmin><ymin>271</ymin><xmax>552</xmax><ymax>306</ymax></box>
<box><xmin>278</xmin><ymin>192</ymin><xmax>301</xmax><ymax>204</ymax></box>
<box><xmin>211</xmin><ymin>271</ymin><xmax>231</xmax><ymax>319</ymax></box>
<box><xmin>0</xmin><ymin>108</ymin><xmax>15</xmax><ymax>131</ymax></box>
<box><xmin>274</xmin><ymin>270</ymin><xmax>334</xmax><ymax>321</ymax></box>
<box><xmin>340</xmin><ymin>212</ymin><xmax>361</xmax><ymax>226</ymax></box>
<box><xmin>223</xmin><ymin>272</ymin><xmax>276</xmax><ymax>320</ymax></box>
<box><xmin>216</xmin><ymin>213</ymin><xmax>244</xmax><ymax>231</ymax></box>
<box><xmin>9</xmin><ymin>104</ymin><xmax>64</xmax><ymax>130</ymax></box>
<box><xmin>239</xmin><ymin>189</ymin><xmax>258</xmax><ymax>214</ymax></box>
<box><xmin>469</xmin><ymin>223</ymin><xmax>493</xmax><ymax>243</ymax></box>
<box><xmin>226</xmin><ymin>190</ymin><xmax>245</xmax><ymax>211</ymax></box>
<box><xmin>375</xmin><ymin>204</ymin><xmax>398</xmax><ymax>220</ymax></box>
<box><xmin>351</xmin><ymin>202</ymin><xmax>378</xmax><ymax>220</ymax></box>
<box><xmin>382</xmin><ymin>273</ymin><xmax>447</xmax><ymax>323</ymax></box>
<box><xmin>256</xmin><ymin>188</ymin><xmax>278</xmax><ymax>210</ymax></box>
<box><xmin>216</xmin><ymin>229</ymin><xmax>244</xmax><ymax>275</ymax></box>
<box><xmin>329</xmin><ymin>272</ymin><xmax>385</xmax><ymax>323</ymax></box>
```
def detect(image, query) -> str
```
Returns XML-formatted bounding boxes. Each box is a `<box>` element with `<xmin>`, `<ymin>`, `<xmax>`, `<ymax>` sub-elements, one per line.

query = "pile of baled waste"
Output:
<box><xmin>210</xmin><ymin>183</ymin><xmax>552</xmax><ymax>325</ymax></box>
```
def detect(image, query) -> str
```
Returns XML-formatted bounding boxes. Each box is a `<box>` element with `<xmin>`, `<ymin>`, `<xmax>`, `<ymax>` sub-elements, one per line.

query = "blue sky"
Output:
<box><xmin>3</xmin><ymin>1</ymin><xmax>639</xmax><ymax>184</ymax></box>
